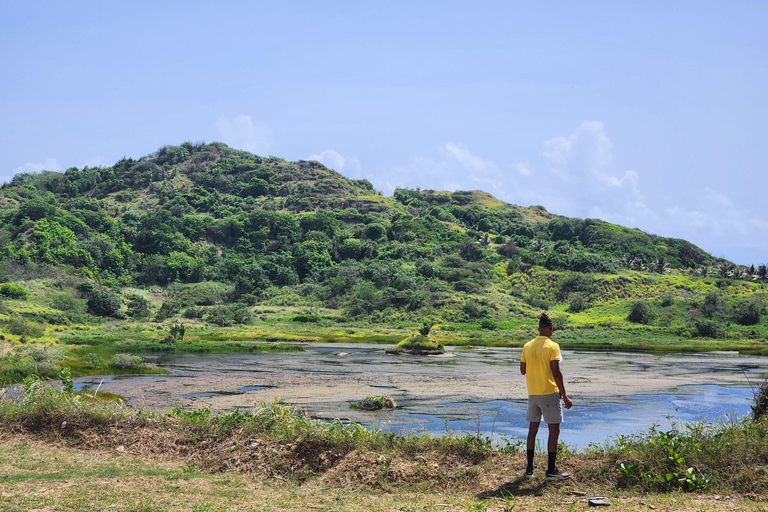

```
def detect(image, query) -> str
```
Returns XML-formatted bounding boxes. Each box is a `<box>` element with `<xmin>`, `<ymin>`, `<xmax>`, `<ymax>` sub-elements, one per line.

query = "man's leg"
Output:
<box><xmin>527</xmin><ymin>421</ymin><xmax>540</xmax><ymax>451</ymax></box>
<box><xmin>547</xmin><ymin>423</ymin><xmax>560</xmax><ymax>473</ymax></box>
<box><xmin>526</xmin><ymin>422</ymin><xmax>539</xmax><ymax>475</ymax></box>
<box><xmin>547</xmin><ymin>423</ymin><xmax>560</xmax><ymax>454</ymax></box>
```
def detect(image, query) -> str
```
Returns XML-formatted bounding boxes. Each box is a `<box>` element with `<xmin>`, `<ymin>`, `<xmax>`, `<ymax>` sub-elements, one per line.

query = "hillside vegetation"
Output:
<box><xmin>0</xmin><ymin>141</ymin><xmax>766</xmax><ymax>378</ymax></box>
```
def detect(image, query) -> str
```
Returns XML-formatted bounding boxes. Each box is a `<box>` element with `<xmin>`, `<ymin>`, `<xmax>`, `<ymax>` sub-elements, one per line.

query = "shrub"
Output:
<box><xmin>735</xmin><ymin>299</ymin><xmax>763</xmax><ymax>326</ymax></box>
<box><xmin>480</xmin><ymin>319</ymin><xmax>497</xmax><ymax>330</ymax></box>
<box><xmin>6</xmin><ymin>318</ymin><xmax>44</xmax><ymax>339</ymax></box>
<box><xmin>753</xmin><ymin>379</ymin><xmax>768</xmax><ymax>422</ymax></box>
<box><xmin>182</xmin><ymin>306</ymin><xmax>204</xmax><ymax>319</ymax></box>
<box><xmin>523</xmin><ymin>292</ymin><xmax>550</xmax><ymax>311</ymax></box>
<box><xmin>166</xmin><ymin>322</ymin><xmax>185</xmax><ymax>340</ymax></box>
<box><xmin>76</xmin><ymin>281</ymin><xmax>95</xmax><ymax>295</ymax></box>
<box><xmin>569</xmin><ymin>294</ymin><xmax>589</xmax><ymax>313</ymax></box>
<box><xmin>85</xmin><ymin>353</ymin><xmax>104</xmax><ymax>368</ymax></box>
<box><xmin>126</xmin><ymin>294</ymin><xmax>151</xmax><ymax>318</ymax></box>
<box><xmin>0</xmin><ymin>283</ymin><xmax>29</xmax><ymax>300</ymax></box>
<box><xmin>112</xmin><ymin>353</ymin><xmax>145</xmax><ymax>368</ymax></box>
<box><xmin>551</xmin><ymin>314</ymin><xmax>569</xmax><ymax>331</ymax></box>
<box><xmin>354</xmin><ymin>395</ymin><xmax>396</xmax><ymax>411</ymax></box>
<box><xmin>418</xmin><ymin>321</ymin><xmax>433</xmax><ymax>336</ymax></box>
<box><xmin>206</xmin><ymin>306</ymin><xmax>233</xmax><ymax>327</ymax></box>
<box><xmin>87</xmin><ymin>289</ymin><xmax>124</xmax><ymax>318</ymax></box>
<box><xmin>387</xmin><ymin>334</ymin><xmax>444</xmax><ymax>355</ymax></box>
<box><xmin>154</xmin><ymin>300</ymin><xmax>181</xmax><ymax>321</ymax></box>
<box><xmin>462</xmin><ymin>300</ymin><xmax>488</xmax><ymax>319</ymax></box>
<box><xmin>693</xmin><ymin>318</ymin><xmax>723</xmax><ymax>338</ymax></box>
<box><xmin>660</xmin><ymin>293</ymin><xmax>675</xmax><ymax>308</ymax></box>
<box><xmin>49</xmin><ymin>292</ymin><xmax>86</xmax><ymax>313</ymax></box>
<box><xmin>458</xmin><ymin>240</ymin><xmax>483</xmax><ymax>261</ymax></box>
<box><xmin>700</xmin><ymin>291</ymin><xmax>724</xmax><ymax>318</ymax></box>
<box><xmin>206</xmin><ymin>304</ymin><xmax>251</xmax><ymax>327</ymax></box>
<box><xmin>627</xmin><ymin>301</ymin><xmax>655</xmax><ymax>324</ymax></box>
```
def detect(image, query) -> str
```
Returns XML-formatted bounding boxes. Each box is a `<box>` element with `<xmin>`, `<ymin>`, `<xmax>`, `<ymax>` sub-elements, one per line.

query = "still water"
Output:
<box><xmin>73</xmin><ymin>344</ymin><xmax>765</xmax><ymax>450</ymax></box>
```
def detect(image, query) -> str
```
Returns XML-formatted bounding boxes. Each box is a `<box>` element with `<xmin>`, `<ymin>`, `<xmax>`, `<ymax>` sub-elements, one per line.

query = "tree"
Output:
<box><xmin>627</xmin><ymin>301</ymin><xmax>654</xmax><ymax>324</ymax></box>
<box><xmin>87</xmin><ymin>289</ymin><xmax>124</xmax><ymax>318</ymax></box>
<box><xmin>126</xmin><ymin>294</ymin><xmax>151</xmax><ymax>318</ymax></box>
<box><xmin>459</xmin><ymin>240</ymin><xmax>483</xmax><ymax>261</ymax></box>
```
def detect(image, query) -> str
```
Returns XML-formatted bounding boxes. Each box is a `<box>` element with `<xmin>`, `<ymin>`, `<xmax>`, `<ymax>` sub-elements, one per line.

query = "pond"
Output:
<box><xmin>73</xmin><ymin>344</ymin><xmax>767</xmax><ymax>450</ymax></box>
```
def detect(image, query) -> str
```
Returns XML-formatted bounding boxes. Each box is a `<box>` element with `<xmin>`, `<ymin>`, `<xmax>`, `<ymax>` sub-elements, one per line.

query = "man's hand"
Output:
<box><xmin>562</xmin><ymin>395</ymin><xmax>573</xmax><ymax>409</ymax></box>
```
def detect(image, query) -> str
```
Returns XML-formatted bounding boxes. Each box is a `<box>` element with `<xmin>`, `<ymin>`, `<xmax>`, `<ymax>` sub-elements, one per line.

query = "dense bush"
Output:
<box><xmin>569</xmin><ymin>294</ymin><xmax>589</xmax><ymax>313</ymax></box>
<box><xmin>126</xmin><ymin>294</ymin><xmax>151</xmax><ymax>318</ymax></box>
<box><xmin>112</xmin><ymin>353</ymin><xmax>145</xmax><ymax>368</ymax></box>
<box><xmin>6</xmin><ymin>318</ymin><xmax>44</xmax><ymax>339</ymax></box>
<box><xmin>87</xmin><ymin>289</ymin><xmax>124</xmax><ymax>318</ymax></box>
<box><xmin>0</xmin><ymin>283</ymin><xmax>29</xmax><ymax>300</ymax></box>
<box><xmin>735</xmin><ymin>299</ymin><xmax>763</xmax><ymax>326</ymax></box>
<box><xmin>627</xmin><ymin>300</ymin><xmax>655</xmax><ymax>324</ymax></box>
<box><xmin>693</xmin><ymin>318</ymin><xmax>723</xmax><ymax>338</ymax></box>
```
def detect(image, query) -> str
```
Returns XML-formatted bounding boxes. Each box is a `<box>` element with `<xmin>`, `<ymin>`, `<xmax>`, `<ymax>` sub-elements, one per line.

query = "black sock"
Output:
<box><xmin>526</xmin><ymin>449</ymin><xmax>534</xmax><ymax>469</ymax></box>
<box><xmin>547</xmin><ymin>452</ymin><xmax>557</xmax><ymax>473</ymax></box>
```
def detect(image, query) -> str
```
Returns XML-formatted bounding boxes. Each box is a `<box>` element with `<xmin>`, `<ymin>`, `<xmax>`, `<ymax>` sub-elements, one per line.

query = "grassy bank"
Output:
<box><xmin>1</xmin><ymin>379</ymin><xmax>767</xmax><ymax>511</ymax></box>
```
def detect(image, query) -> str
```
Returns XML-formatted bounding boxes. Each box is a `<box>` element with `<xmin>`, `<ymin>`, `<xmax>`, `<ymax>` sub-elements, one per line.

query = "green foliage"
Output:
<box><xmin>753</xmin><ymin>378</ymin><xmax>768</xmax><ymax>422</ymax></box>
<box><xmin>0</xmin><ymin>282</ymin><xmax>29</xmax><ymax>300</ymax></box>
<box><xmin>693</xmin><ymin>318</ymin><xmax>723</xmax><ymax>338</ymax></box>
<box><xmin>126</xmin><ymin>294</ymin><xmax>151</xmax><ymax>318</ymax></box>
<box><xmin>58</xmin><ymin>367</ymin><xmax>74</xmax><ymax>393</ymax></box>
<box><xmin>112</xmin><ymin>353</ymin><xmax>145</xmax><ymax>368</ymax></box>
<box><xmin>389</xmin><ymin>334</ymin><xmax>444</xmax><ymax>354</ymax></box>
<box><xmin>0</xmin><ymin>345</ymin><xmax>60</xmax><ymax>382</ymax></box>
<box><xmin>87</xmin><ymin>289</ymin><xmax>124</xmax><ymax>318</ymax></box>
<box><xmin>569</xmin><ymin>293</ymin><xmax>589</xmax><ymax>313</ymax></box>
<box><xmin>85</xmin><ymin>352</ymin><xmax>104</xmax><ymax>368</ymax></box>
<box><xmin>6</xmin><ymin>318</ymin><xmax>44</xmax><ymax>339</ymax></box>
<box><xmin>206</xmin><ymin>304</ymin><xmax>252</xmax><ymax>327</ymax></box>
<box><xmin>292</xmin><ymin>308</ymin><xmax>321</xmax><ymax>322</ymax></box>
<box><xmin>0</xmin><ymin>141</ymin><xmax>762</xmax><ymax>347</ymax></box>
<box><xmin>627</xmin><ymin>300</ymin><xmax>655</xmax><ymax>324</ymax></box>
<box><xmin>418</xmin><ymin>321</ymin><xmax>433</xmax><ymax>336</ymax></box>
<box><xmin>353</xmin><ymin>395</ymin><xmax>396</xmax><ymax>411</ymax></box>
<box><xmin>734</xmin><ymin>298</ymin><xmax>763</xmax><ymax>326</ymax></box>
<box><xmin>166</xmin><ymin>322</ymin><xmax>186</xmax><ymax>340</ymax></box>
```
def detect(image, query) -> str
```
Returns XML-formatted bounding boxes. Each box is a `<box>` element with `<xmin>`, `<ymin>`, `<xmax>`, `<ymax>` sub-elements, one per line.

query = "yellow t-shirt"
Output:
<box><xmin>521</xmin><ymin>336</ymin><xmax>561</xmax><ymax>396</ymax></box>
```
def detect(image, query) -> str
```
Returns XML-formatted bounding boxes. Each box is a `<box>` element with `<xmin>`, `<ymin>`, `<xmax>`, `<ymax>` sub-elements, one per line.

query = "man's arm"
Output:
<box><xmin>520</xmin><ymin>361</ymin><xmax>526</xmax><ymax>375</ymax></box>
<box><xmin>550</xmin><ymin>360</ymin><xmax>572</xmax><ymax>409</ymax></box>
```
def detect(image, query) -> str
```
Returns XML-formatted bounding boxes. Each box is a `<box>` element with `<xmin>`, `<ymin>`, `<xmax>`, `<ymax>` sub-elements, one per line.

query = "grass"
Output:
<box><xmin>386</xmin><ymin>334</ymin><xmax>445</xmax><ymax>355</ymax></box>
<box><xmin>2</xmin><ymin>380</ymin><xmax>768</xmax><ymax>500</ymax></box>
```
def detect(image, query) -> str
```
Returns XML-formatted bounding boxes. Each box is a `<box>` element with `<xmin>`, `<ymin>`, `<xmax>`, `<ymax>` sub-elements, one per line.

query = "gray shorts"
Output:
<box><xmin>526</xmin><ymin>392</ymin><xmax>563</xmax><ymax>424</ymax></box>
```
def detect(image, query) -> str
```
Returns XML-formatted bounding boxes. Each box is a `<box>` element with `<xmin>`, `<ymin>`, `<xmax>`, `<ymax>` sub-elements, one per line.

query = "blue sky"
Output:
<box><xmin>2</xmin><ymin>1</ymin><xmax>766</xmax><ymax>264</ymax></box>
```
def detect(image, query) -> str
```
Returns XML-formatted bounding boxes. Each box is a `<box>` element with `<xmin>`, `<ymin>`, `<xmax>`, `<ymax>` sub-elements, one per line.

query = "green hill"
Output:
<box><xmin>0</xmin><ymin>141</ymin><xmax>766</xmax><ymax>365</ymax></box>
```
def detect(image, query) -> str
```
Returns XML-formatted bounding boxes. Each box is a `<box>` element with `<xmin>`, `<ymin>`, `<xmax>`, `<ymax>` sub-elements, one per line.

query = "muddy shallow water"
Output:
<box><xmin>73</xmin><ymin>344</ymin><xmax>767</xmax><ymax>449</ymax></box>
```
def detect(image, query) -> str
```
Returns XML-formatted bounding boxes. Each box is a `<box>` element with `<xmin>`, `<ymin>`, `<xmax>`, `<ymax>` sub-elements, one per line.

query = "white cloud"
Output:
<box><xmin>216</xmin><ymin>114</ymin><xmax>274</xmax><ymax>155</ymax></box>
<box><xmin>12</xmin><ymin>158</ymin><xmax>62</xmax><ymax>175</ymax></box>
<box><xmin>515</xmin><ymin>162</ymin><xmax>531</xmax><ymax>176</ymax></box>
<box><xmin>536</xmin><ymin>122</ymin><xmax>767</xmax><ymax>263</ymax></box>
<box><xmin>308</xmin><ymin>150</ymin><xmax>362</xmax><ymax>178</ymax></box>
<box><xmin>535</xmin><ymin>121</ymin><xmax>652</xmax><ymax>226</ymax></box>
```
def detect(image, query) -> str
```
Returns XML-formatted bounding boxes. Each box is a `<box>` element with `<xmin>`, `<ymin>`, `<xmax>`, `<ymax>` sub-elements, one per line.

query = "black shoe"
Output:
<box><xmin>524</xmin><ymin>466</ymin><xmax>534</xmax><ymax>478</ymax></box>
<box><xmin>545</xmin><ymin>468</ymin><xmax>571</xmax><ymax>481</ymax></box>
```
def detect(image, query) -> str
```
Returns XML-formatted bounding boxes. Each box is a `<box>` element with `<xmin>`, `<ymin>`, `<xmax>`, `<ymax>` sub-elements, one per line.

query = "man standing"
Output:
<box><xmin>520</xmin><ymin>312</ymin><xmax>573</xmax><ymax>480</ymax></box>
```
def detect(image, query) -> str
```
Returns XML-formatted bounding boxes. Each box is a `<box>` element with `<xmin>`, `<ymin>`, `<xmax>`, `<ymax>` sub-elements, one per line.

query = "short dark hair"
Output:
<box><xmin>538</xmin><ymin>312</ymin><xmax>553</xmax><ymax>329</ymax></box>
